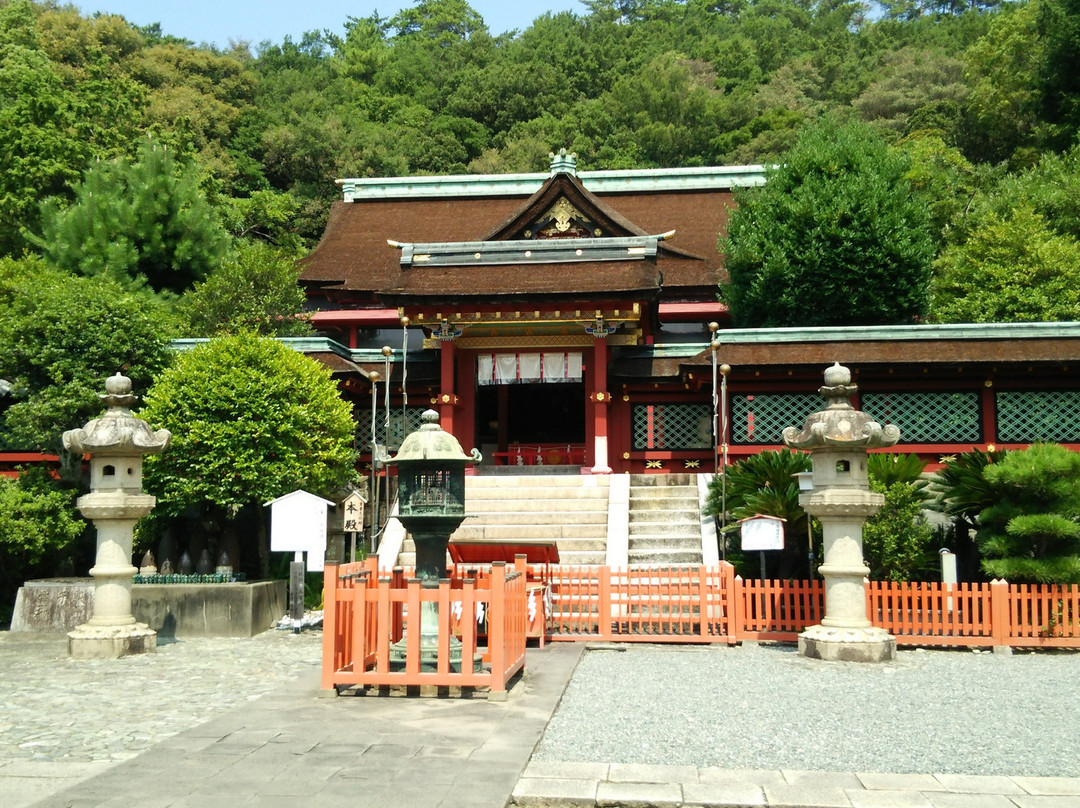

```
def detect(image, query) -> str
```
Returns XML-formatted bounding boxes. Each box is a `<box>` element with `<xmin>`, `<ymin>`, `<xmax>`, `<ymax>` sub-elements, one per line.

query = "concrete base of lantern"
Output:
<box><xmin>67</xmin><ymin>622</ymin><xmax>157</xmax><ymax>659</ymax></box>
<box><xmin>798</xmin><ymin>624</ymin><xmax>896</xmax><ymax>663</ymax></box>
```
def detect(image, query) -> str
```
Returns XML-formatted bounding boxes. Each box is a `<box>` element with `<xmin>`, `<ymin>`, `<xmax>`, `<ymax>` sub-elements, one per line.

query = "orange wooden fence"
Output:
<box><xmin>544</xmin><ymin>564</ymin><xmax>733</xmax><ymax>642</ymax></box>
<box><xmin>321</xmin><ymin>557</ymin><xmax>526</xmax><ymax>693</ymax></box>
<box><xmin>323</xmin><ymin>560</ymin><xmax>1080</xmax><ymax>690</ymax></box>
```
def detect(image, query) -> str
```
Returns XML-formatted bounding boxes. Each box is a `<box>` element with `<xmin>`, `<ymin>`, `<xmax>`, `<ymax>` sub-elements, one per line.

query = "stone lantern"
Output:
<box><xmin>387</xmin><ymin>409</ymin><xmax>481</xmax><ymax>581</ymax></box>
<box><xmin>782</xmin><ymin>363</ymin><xmax>899</xmax><ymax>663</ymax></box>
<box><xmin>63</xmin><ymin>373</ymin><xmax>171</xmax><ymax>659</ymax></box>
<box><xmin>384</xmin><ymin>409</ymin><xmax>480</xmax><ymax>669</ymax></box>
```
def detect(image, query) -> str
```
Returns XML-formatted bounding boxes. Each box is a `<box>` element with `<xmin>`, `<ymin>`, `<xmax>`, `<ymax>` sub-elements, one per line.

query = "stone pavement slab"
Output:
<box><xmin>5</xmin><ymin>634</ymin><xmax>583</xmax><ymax>808</ymax></box>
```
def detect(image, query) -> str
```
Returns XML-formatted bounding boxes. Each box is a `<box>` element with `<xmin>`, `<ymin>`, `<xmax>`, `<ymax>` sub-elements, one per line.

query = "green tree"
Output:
<box><xmin>0</xmin><ymin>1</ymin><xmax>87</xmax><ymax>254</ymax></box>
<box><xmin>721</xmin><ymin>117</ymin><xmax>936</xmax><ymax>327</ymax></box>
<box><xmin>179</xmin><ymin>243</ymin><xmax>312</xmax><ymax>337</ymax></box>
<box><xmin>1036</xmin><ymin>0</ymin><xmax>1080</xmax><ymax>152</ymax></box>
<box><xmin>930</xmin><ymin>204</ymin><xmax>1080</xmax><ymax>322</ymax></box>
<box><xmin>960</xmin><ymin>0</ymin><xmax>1043</xmax><ymax>166</ymax></box>
<box><xmin>0</xmin><ymin>467</ymin><xmax>86</xmax><ymax>624</ymax></box>
<box><xmin>976</xmin><ymin>444</ymin><xmax>1080</xmax><ymax>583</ymax></box>
<box><xmin>31</xmin><ymin>140</ymin><xmax>229</xmax><ymax>295</ymax></box>
<box><xmin>0</xmin><ymin>256</ymin><xmax>174</xmax><ymax>469</ymax></box>
<box><xmin>863</xmin><ymin>453</ymin><xmax>936</xmax><ymax>581</ymax></box>
<box><xmin>141</xmin><ymin>335</ymin><xmax>357</xmax><ymax>576</ymax></box>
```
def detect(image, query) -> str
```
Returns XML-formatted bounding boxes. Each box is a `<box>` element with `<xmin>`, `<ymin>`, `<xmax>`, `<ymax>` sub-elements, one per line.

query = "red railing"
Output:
<box><xmin>492</xmin><ymin>443</ymin><xmax>587</xmax><ymax>466</ymax></box>
<box><xmin>321</xmin><ymin>558</ymin><xmax>526</xmax><ymax>693</ymax></box>
<box><xmin>737</xmin><ymin>577</ymin><xmax>825</xmax><ymax>641</ymax></box>
<box><xmin>539</xmin><ymin>568</ymin><xmax>1080</xmax><ymax>649</ymax></box>
<box><xmin>544</xmin><ymin>564</ymin><xmax>734</xmax><ymax>642</ymax></box>
<box><xmin>323</xmin><ymin>561</ymin><xmax>1080</xmax><ymax>691</ymax></box>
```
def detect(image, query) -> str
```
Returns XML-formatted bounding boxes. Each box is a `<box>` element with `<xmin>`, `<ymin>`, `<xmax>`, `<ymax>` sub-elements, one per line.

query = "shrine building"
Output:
<box><xmin>297</xmin><ymin>151</ymin><xmax>1080</xmax><ymax>474</ymax></box>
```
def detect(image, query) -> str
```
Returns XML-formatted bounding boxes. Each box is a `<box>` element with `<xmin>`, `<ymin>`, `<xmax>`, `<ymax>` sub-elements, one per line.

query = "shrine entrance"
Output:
<box><xmin>476</xmin><ymin>382</ymin><xmax>586</xmax><ymax>467</ymax></box>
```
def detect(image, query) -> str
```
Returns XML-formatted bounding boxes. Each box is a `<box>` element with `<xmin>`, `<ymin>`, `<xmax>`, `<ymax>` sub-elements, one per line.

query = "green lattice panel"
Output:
<box><xmin>357</xmin><ymin>406</ymin><xmax>427</xmax><ymax>450</ymax></box>
<box><xmin>632</xmin><ymin>403</ymin><xmax>712</xmax><ymax>450</ymax></box>
<box><xmin>997</xmin><ymin>391</ymin><xmax>1080</xmax><ymax>442</ymax></box>
<box><xmin>861</xmin><ymin>392</ymin><xmax>980</xmax><ymax>443</ymax></box>
<box><xmin>730</xmin><ymin>394</ymin><xmax>820</xmax><ymax>444</ymax></box>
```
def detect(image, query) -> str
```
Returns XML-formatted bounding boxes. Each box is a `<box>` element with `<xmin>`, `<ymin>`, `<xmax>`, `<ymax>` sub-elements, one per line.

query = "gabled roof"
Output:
<box><xmin>299</xmin><ymin>163</ymin><xmax>758</xmax><ymax>306</ymax></box>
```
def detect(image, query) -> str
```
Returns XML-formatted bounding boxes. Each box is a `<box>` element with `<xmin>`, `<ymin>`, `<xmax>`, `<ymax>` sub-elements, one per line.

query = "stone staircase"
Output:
<box><xmin>626</xmin><ymin>474</ymin><xmax>703</xmax><ymax>566</ymax></box>
<box><xmin>395</xmin><ymin>474</ymin><xmax>611</xmax><ymax>567</ymax></box>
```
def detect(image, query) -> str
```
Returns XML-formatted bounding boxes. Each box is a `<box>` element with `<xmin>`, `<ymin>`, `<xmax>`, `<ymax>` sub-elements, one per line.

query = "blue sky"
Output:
<box><xmin>81</xmin><ymin>1</ymin><xmax>587</xmax><ymax>48</ymax></box>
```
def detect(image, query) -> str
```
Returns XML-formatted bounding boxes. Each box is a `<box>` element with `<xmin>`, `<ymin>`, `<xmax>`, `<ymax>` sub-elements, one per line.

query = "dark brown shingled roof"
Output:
<box><xmin>298</xmin><ymin>177</ymin><xmax>734</xmax><ymax>305</ymax></box>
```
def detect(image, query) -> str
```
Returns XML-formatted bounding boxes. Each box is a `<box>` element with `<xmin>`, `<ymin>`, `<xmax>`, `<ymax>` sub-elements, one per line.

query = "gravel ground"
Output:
<box><xmin>533</xmin><ymin>643</ymin><xmax>1080</xmax><ymax>777</ymax></box>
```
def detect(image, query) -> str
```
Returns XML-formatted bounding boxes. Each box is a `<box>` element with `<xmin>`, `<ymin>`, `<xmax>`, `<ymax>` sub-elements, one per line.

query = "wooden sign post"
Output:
<box><xmin>265</xmin><ymin>490</ymin><xmax>334</xmax><ymax>627</ymax></box>
<box><xmin>341</xmin><ymin>491</ymin><xmax>367</xmax><ymax>562</ymax></box>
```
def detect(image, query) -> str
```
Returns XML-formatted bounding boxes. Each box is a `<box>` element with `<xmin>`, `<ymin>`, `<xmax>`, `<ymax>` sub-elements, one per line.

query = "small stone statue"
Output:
<box><xmin>139</xmin><ymin>550</ymin><xmax>157</xmax><ymax>576</ymax></box>
<box><xmin>159</xmin><ymin>558</ymin><xmax>174</xmax><ymax>575</ymax></box>
<box><xmin>178</xmin><ymin>551</ymin><xmax>194</xmax><ymax>575</ymax></box>
<box><xmin>196</xmin><ymin>548</ymin><xmax>213</xmax><ymax>575</ymax></box>
<box><xmin>215</xmin><ymin>550</ymin><xmax>232</xmax><ymax>577</ymax></box>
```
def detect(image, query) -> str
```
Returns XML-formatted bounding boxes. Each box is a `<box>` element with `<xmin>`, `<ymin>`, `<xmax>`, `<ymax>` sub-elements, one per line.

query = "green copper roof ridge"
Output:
<box><xmin>338</xmin><ymin>164</ymin><xmax>767</xmax><ymax>201</ymax></box>
<box><xmin>709</xmin><ymin>322</ymin><xmax>1080</xmax><ymax>343</ymax></box>
<box><xmin>392</xmin><ymin>235</ymin><xmax>666</xmax><ymax>252</ymax></box>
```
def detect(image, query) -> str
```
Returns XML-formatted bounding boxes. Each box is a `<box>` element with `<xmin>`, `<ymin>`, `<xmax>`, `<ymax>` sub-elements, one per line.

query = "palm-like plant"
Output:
<box><xmin>706</xmin><ymin>449</ymin><xmax>814</xmax><ymax>578</ymax></box>
<box><xmin>926</xmin><ymin>448</ymin><xmax>1007</xmax><ymax>530</ymax></box>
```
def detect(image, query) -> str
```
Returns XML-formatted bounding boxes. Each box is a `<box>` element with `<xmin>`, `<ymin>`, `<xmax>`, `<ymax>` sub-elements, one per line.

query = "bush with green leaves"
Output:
<box><xmin>179</xmin><ymin>242</ymin><xmax>312</xmax><ymax>337</ymax></box>
<box><xmin>930</xmin><ymin>444</ymin><xmax>1080</xmax><ymax>583</ymax></box>
<box><xmin>863</xmin><ymin>453</ymin><xmax>936</xmax><ymax>582</ymax></box>
<box><xmin>0</xmin><ymin>256</ymin><xmax>174</xmax><ymax>468</ymax></box>
<box><xmin>0</xmin><ymin>467</ymin><xmax>86</xmax><ymax>625</ymax></box>
<box><xmin>140</xmin><ymin>334</ymin><xmax>357</xmax><ymax>576</ymax></box>
<box><xmin>720</xmin><ymin>116</ymin><xmax>935</xmax><ymax>328</ymax></box>
<box><xmin>976</xmin><ymin>443</ymin><xmax>1080</xmax><ymax>583</ymax></box>
<box><xmin>708</xmin><ymin>450</ymin><xmax>938</xmax><ymax>581</ymax></box>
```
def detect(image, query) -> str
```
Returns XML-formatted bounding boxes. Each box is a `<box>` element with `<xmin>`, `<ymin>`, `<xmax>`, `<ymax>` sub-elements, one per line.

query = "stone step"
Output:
<box><xmin>628</xmin><ymin>534</ymin><xmax>700</xmax><ymax>549</ymax></box>
<box><xmin>467</xmin><ymin>475</ymin><xmax>610</xmax><ymax>489</ymax></box>
<box><xmin>629</xmin><ymin>487</ymin><xmax>698</xmax><ymax>501</ymax></box>
<box><xmin>627</xmin><ymin>549</ymin><xmax>702</xmax><ymax>565</ymax></box>
<box><xmin>462</xmin><ymin>510</ymin><xmax>608</xmax><ymax>525</ymax></box>
<box><xmin>556</xmin><ymin>549</ymin><xmax>608</xmax><ymax>565</ymax></box>
<box><xmin>628</xmin><ymin>507</ymin><xmax>699</xmax><ymax>522</ymax></box>
<box><xmin>451</xmin><ymin>524</ymin><xmax>608</xmax><ymax>541</ymax></box>
<box><xmin>630</xmin><ymin>524</ymin><xmax>695</xmax><ymax>542</ymax></box>
<box><xmin>467</xmin><ymin>489</ymin><xmax>610</xmax><ymax>503</ymax></box>
<box><xmin>628</xmin><ymin>473</ymin><xmax>694</xmax><ymax>486</ymax></box>
<box><xmin>464</xmin><ymin>499</ymin><xmax>608</xmax><ymax>515</ymax></box>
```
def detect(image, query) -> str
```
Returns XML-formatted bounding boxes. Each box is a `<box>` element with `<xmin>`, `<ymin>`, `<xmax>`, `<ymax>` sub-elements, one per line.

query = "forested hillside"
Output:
<box><xmin>3</xmin><ymin>0</ymin><xmax>1078</xmax><ymax>253</ymax></box>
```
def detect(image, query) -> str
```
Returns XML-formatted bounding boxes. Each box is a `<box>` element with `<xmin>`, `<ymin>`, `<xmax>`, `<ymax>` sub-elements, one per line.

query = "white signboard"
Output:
<box><xmin>265</xmin><ymin>489</ymin><xmax>334</xmax><ymax>572</ymax></box>
<box><xmin>740</xmin><ymin>515</ymin><xmax>785</xmax><ymax>552</ymax></box>
<box><xmin>342</xmin><ymin>491</ymin><xmax>366</xmax><ymax>534</ymax></box>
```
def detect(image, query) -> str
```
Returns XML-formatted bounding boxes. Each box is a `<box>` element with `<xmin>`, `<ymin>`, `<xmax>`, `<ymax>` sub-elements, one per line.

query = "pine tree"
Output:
<box><xmin>31</xmin><ymin>140</ymin><xmax>229</xmax><ymax>295</ymax></box>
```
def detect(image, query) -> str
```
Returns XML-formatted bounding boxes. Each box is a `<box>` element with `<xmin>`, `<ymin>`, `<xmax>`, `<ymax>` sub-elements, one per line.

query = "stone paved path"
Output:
<box><xmin>0</xmin><ymin>629</ymin><xmax>323</xmax><ymax>808</ymax></box>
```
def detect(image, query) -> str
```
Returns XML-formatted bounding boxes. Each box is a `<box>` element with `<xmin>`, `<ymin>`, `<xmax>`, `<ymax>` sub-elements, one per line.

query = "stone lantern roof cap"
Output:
<box><xmin>62</xmin><ymin>373</ymin><xmax>171</xmax><ymax>456</ymax></box>
<box><xmin>782</xmin><ymin>362</ymin><xmax>900</xmax><ymax>450</ymax></box>
<box><xmin>385</xmin><ymin>409</ymin><xmax>481</xmax><ymax>465</ymax></box>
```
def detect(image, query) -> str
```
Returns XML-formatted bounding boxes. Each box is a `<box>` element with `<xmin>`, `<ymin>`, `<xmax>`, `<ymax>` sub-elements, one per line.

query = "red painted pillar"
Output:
<box><xmin>438</xmin><ymin>340</ymin><xmax>457</xmax><ymax>436</ymax></box>
<box><xmin>590</xmin><ymin>336</ymin><xmax>611</xmax><ymax>474</ymax></box>
<box><xmin>456</xmin><ymin>345</ymin><xmax>476</xmax><ymax>462</ymax></box>
<box><xmin>981</xmin><ymin>382</ymin><xmax>998</xmax><ymax>447</ymax></box>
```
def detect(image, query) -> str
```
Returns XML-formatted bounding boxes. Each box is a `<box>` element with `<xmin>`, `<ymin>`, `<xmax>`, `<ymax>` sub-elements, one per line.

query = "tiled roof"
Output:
<box><xmin>299</xmin><ymin>173</ymin><xmax>737</xmax><ymax>303</ymax></box>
